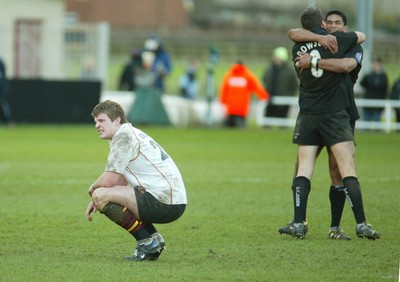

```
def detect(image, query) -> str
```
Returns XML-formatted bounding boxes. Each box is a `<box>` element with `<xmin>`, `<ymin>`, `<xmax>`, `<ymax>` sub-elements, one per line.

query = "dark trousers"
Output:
<box><xmin>0</xmin><ymin>91</ymin><xmax>13</xmax><ymax>123</ymax></box>
<box><xmin>224</xmin><ymin>115</ymin><xmax>245</xmax><ymax>128</ymax></box>
<box><xmin>265</xmin><ymin>104</ymin><xmax>289</xmax><ymax>118</ymax></box>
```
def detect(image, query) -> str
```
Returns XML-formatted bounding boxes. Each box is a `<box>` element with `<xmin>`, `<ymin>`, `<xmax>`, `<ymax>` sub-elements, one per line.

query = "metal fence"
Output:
<box><xmin>0</xmin><ymin>22</ymin><xmax>109</xmax><ymax>85</ymax></box>
<box><xmin>255</xmin><ymin>97</ymin><xmax>400</xmax><ymax>133</ymax></box>
<box><xmin>63</xmin><ymin>22</ymin><xmax>109</xmax><ymax>87</ymax></box>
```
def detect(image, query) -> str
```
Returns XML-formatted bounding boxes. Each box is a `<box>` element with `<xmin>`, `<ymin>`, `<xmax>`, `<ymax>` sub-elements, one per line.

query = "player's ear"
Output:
<box><xmin>114</xmin><ymin>117</ymin><xmax>121</xmax><ymax>125</ymax></box>
<box><xmin>321</xmin><ymin>20</ymin><xmax>326</xmax><ymax>29</ymax></box>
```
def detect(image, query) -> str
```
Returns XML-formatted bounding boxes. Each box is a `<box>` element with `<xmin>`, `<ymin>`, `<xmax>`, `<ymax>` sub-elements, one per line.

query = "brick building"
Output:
<box><xmin>65</xmin><ymin>0</ymin><xmax>189</xmax><ymax>28</ymax></box>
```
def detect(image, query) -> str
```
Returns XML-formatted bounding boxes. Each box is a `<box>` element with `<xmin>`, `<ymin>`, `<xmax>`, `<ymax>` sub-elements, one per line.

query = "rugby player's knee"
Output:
<box><xmin>91</xmin><ymin>188</ymin><xmax>108</xmax><ymax>211</ymax></box>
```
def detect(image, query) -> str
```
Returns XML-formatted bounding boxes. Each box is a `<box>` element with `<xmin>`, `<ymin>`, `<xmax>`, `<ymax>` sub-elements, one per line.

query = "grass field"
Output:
<box><xmin>0</xmin><ymin>125</ymin><xmax>399</xmax><ymax>281</ymax></box>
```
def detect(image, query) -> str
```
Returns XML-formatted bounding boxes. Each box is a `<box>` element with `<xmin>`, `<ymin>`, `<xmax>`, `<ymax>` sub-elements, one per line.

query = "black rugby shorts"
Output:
<box><xmin>133</xmin><ymin>186</ymin><xmax>186</xmax><ymax>223</ymax></box>
<box><xmin>292</xmin><ymin>110</ymin><xmax>354</xmax><ymax>146</ymax></box>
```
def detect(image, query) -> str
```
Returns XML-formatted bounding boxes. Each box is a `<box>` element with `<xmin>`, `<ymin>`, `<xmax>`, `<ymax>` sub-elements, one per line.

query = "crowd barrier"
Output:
<box><xmin>9</xmin><ymin>79</ymin><xmax>101</xmax><ymax>123</ymax></box>
<box><xmin>255</xmin><ymin>97</ymin><xmax>400</xmax><ymax>133</ymax></box>
<box><xmin>101</xmin><ymin>90</ymin><xmax>226</xmax><ymax>127</ymax></box>
<box><xmin>102</xmin><ymin>91</ymin><xmax>400</xmax><ymax>133</ymax></box>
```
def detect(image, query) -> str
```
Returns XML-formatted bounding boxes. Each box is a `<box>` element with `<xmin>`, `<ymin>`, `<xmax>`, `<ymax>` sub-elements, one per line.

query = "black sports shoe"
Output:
<box><xmin>292</xmin><ymin>223</ymin><xmax>306</xmax><ymax>239</ymax></box>
<box><xmin>125</xmin><ymin>238</ymin><xmax>161</xmax><ymax>261</ymax></box>
<box><xmin>356</xmin><ymin>223</ymin><xmax>380</xmax><ymax>240</ymax></box>
<box><xmin>329</xmin><ymin>227</ymin><xmax>351</xmax><ymax>240</ymax></box>
<box><xmin>278</xmin><ymin>220</ymin><xmax>308</xmax><ymax>239</ymax></box>
<box><xmin>149</xmin><ymin>232</ymin><xmax>166</xmax><ymax>261</ymax></box>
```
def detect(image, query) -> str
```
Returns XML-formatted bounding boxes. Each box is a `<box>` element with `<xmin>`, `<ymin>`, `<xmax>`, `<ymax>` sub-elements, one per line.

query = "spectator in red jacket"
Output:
<box><xmin>219</xmin><ymin>60</ymin><xmax>270</xmax><ymax>127</ymax></box>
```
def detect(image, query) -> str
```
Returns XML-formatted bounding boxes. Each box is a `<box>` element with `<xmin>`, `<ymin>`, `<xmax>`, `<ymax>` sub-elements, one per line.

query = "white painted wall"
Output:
<box><xmin>0</xmin><ymin>0</ymin><xmax>64</xmax><ymax>78</ymax></box>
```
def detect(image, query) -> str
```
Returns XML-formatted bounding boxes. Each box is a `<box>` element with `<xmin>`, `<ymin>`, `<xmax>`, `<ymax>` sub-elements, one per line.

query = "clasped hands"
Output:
<box><xmin>295</xmin><ymin>34</ymin><xmax>338</xmax><ymax>72</ymax></box>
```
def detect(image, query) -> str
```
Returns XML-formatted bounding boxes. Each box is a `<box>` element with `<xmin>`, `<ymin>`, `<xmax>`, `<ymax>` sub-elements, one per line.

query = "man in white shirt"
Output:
<box><xmin>85</xmin><ymin>100</ymin><xmax>187</xmax><ymax>261</ymax></box>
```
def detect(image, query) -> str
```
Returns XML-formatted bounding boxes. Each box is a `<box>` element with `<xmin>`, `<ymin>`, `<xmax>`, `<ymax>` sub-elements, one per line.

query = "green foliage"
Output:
<box><xmin>0</xmin><ymin>125</ymin><xmax>398</xmax><ymax>281</ymax></box>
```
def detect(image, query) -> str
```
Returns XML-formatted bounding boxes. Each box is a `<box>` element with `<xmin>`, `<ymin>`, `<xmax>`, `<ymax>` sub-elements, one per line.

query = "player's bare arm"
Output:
<box><xmin>295</xmin><ymin>52</ymin><xmax>357</xmax><ymax>73</ymax></box>
<box><xmin>86</xmin><ymin>171</ymin><xmax>128</xmax><ymax>221</ymax></box>
<box><xmin>317</xmin><ymin>57</ymin><xmax>357</xmax><ymax>73</ymax></box>
<box><xmin>288</xmin><ymin>29</ymin><xmax>365</xmax><ymax>53</ymax></box>
<box><xmin>88</xmin><ymin>171</ymin><xmax>128</xmax><ymax>195</ymax></box>
<box><xmin>288</xmin><ymin>28</ymin><xmax>338</xmax><ymax>53</ymax></box>
<box><xmin>354</xmin><ymin>31</ymin><xmax>366</xmax><ymax>44</ymax></box>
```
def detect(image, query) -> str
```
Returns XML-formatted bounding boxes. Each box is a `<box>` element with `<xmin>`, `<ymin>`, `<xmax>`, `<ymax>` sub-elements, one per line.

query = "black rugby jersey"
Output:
<box><xmin>344</xmin><ymin>44</ymin><xmax>363</xmax><ymax>121</ymax></box>
<box><xmin>292</xmin><ymin>27</ymin><xmax>358</xmax><ymax>114</ymax></box>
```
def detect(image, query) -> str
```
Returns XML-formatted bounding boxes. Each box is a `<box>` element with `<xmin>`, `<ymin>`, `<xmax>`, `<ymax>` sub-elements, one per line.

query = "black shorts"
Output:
<box><xmin>293</xmin><ymin>110</ymin><xmax>354</xmax><ymax>146</ymax></box>
<box><xmin>133</xmin><ymin>186</ymin><xmax>186</xmax><ymax>224</ymax></box>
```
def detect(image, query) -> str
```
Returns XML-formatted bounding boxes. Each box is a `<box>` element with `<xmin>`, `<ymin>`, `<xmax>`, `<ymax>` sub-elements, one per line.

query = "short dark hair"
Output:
<box><xmin>325</xmin><ymin>9</ymin><xmax>348</xmax><ymax>26</ymax></box>
<box><xmin>300</xmin><ymin>8</ymin><xmax>323</xmax><ymax>30</ymax></box>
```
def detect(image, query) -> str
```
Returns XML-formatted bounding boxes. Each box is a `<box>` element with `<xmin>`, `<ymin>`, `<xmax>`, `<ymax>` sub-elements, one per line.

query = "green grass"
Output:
<box><xmin>0</xmin><ymin>125</ymin><xmax>399</xmax><ymax>281</ymax></box>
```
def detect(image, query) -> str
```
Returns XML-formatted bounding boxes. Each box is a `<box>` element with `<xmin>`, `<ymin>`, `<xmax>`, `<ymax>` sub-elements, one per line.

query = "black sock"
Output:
<box><xmin>292</xmin><ymin>176</ymin><xmax>311</xmax><ymax>223</ymax></box>
<box><xmin>142</xmin><ymin>223</ymin><xmax>157</xmax><ymax>235</ymax></box>
<box><xmin>101</xmin><ymin>202</ymin><xmax>151</xmax><ymax>241</ymax></box>
<box><xmin>342</xmin><ymin>176</ymin><xmax>366</xmax><ymax>224</ymax></box>
<box><xmin>329</xmin><ymin>185</ymin><xmax>346</xmax><ymax>227</ymax></box>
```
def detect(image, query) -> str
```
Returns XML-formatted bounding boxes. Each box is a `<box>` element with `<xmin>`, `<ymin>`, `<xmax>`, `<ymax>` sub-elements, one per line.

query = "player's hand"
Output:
<box><xmin>319</xmin><ymin>34</ymin><xmax>338</xmax><ymax>54</ymax></box>
<box><xmin>85</xmin><ymin>201</ymin><xmax>97</xmax><ymax>221</ymax></box>
<box><xmin>88</xmin><ymin>185</ymin><xmax>95</xmax><ymax>196</ymax></box>
<box><xmin>295</xmin><ymin>52</ymin><xmax>312</xmax><ymax>72</ymax></box>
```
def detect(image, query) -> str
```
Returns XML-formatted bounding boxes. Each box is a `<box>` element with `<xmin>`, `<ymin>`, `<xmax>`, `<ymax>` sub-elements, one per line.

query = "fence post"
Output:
<box><xmin>97</xmin><ymin>22</ymin><xmax>110</xmax><ymax>89</ymax></box>
<box><xmin>384</xmin><ymin>100</ymin><xmax>392</xmax><ymax>133</ymax></box>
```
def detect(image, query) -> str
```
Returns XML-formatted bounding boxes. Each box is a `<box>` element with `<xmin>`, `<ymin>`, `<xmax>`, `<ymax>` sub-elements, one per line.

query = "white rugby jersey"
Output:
<box><xmin>105</xmin><ymin>123</ymin><xmax>187</xmax><ymax>205</ymax></box>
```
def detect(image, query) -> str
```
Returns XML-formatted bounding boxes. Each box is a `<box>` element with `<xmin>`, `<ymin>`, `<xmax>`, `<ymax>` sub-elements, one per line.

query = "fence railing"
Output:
<box><xmin>63</xmin><ymin>22</ymin><xmax>109</xmax><ymax>86</ymax></box>
<box><xmin>255</xmin><ymin>97</ymin><xmax>400</xmax><ymax>133</ymax></box>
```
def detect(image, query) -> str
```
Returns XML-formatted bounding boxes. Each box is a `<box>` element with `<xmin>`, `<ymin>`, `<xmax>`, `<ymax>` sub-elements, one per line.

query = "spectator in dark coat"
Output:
<box><xmin>119</xmin><ymin>49</ymin><xmax>142</xmax><ymax>91</ymax></box>
<box><xmin>262</xmin><ymin>46</ymin><xmax>298</xmax><ymax>118</ymax></box>
<box><xmin>389</xmin><ymin>75</ymin><xmax>400</xmax><ymax>124</ymax></box>
<box><xmin>144</xmin><ymin>34</ymin><xmax>172</xmax><ymax>93</ymax></box>
<box><xmin>360</xmin><ymin>56</ymin><xmax>388</xmax><ymax>122</ymax></box>
<box><xmin>0</xmin><ymin>57</ymin><xmax>13</xmax><ymax>125</ymax></box>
